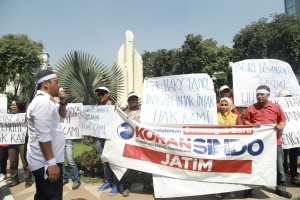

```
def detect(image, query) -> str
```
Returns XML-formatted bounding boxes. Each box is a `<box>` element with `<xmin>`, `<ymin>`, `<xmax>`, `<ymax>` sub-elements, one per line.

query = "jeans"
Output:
<box><xmin>0</xmin><ymin>146</ymin><xmax>8</xmax><ymax>175</ymax></box>
<box><xmin>32</xmin><ymin>163</ymin><xmax>63</xmax><ymax>200</ymax></box>
<box><xmin>63</xmin><ymin>139</ymin><xmax>80</xmax><ymax>183</ymax></box>
<box><xmin>276</xmin><ymin>145</ymin><xmax>287</xmax><ymax>191</ymax></box>
<box><xmin>96</xmin><ymin>138</ymin><xmax>119</xmax><ymax>186</ymax></box>
<box><xmin>8</xmin><ymin>144</ymin><xmax>32</xmax><ymax>183</ymax></box>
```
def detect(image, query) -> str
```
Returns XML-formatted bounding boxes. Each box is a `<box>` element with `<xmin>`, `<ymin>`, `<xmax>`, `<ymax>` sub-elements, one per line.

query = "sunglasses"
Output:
<box><xmin>97</xmin><ymin>92</ymin><xmax>107</xmax><ymax>96</ymax></box>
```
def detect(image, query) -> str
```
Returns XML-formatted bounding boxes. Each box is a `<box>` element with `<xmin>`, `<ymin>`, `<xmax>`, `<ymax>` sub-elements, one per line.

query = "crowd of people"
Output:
<box><xmin>0</xmin><ymin>69</ymin><xmax>299</xmax><ymax>200</ymax></box>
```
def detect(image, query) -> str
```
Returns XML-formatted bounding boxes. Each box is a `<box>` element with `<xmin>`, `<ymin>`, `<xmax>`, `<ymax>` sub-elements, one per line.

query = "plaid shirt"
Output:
<box><xmin>242</xmin><ymin>101</ymin><xmax>286</xmax><ymax>145</ymax></box>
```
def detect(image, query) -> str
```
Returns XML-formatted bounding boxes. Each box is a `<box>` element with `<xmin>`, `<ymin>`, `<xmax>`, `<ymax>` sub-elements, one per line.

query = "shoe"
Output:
<box><xmin>0</xmin><ymin>174</ymin><xmax>6</xmax><ymax>182</ymax></box>
<box><xmin>72</xmin><ymin>181</ymin><xmax>81</xmax><ymax>190</ymax></box>
<box><xmin>285</xmin><ymin>170</ymin><xmax>291</xmax><ymax>177</ymax></box>
<box><xmin>8</xmin><ymin>181</ymin><xmax>19</xmax><ymax>188</ymax></box>
<box><xmin>215</xmin><ymin>193</ymin><xmax>222</xmax><ymax>198</ymax></box>
<box><xmin>291</xmin><ymin>177</ymin><xmax>300</xmax><ymax>186</ymax></box>
<box><xmin>122</xmin><ymin>188</ymin><xmax>130</xmax><ymax>197</ymax></box>
<box><xmin>143</xmin><ymin>185</ymin><xmax>154</xmax><ymax>193</ymax></box>
<box><xmin>243</xmin><ymin>189</ymin><xmax>253</xmax><ymax>198</ymax></box>
<box><xmin>276</xmin><ymin>190</ymin><xmax>292</xmax><ymax>199</ymax></box>
<box><xmin>63</xmin><ymin>179</ymin><xmax>69</xmax><ymax>185</ymax></box>
<box><xmin>25</xmin><ymin>180</ymin><xmax>33</xmax><ymax>188</ymax></box>
<box><xmin>97</xmin><ymin>182</ymin><xmax>111</xmax><ymax>191</ymax></box>
<box><xmin>109</xmin><ymin>184</ymin><xmax>118</xmax><ymax>196</ymax></box>
<box><xmin>228</xmin><ymin>192</ymin><xmax>235</xmax><ymax>198</ymax></box>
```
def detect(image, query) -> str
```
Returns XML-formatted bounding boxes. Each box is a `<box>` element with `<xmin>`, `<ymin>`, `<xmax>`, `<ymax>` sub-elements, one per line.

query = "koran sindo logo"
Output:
<box><xmin>118</xmin><ymin>123</ymin><xmax>134</xmax><ymax>139</ymax></box>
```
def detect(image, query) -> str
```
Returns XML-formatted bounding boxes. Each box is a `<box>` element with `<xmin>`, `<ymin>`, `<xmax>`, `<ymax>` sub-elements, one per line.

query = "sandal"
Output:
<box><xmin>291</xmin><ymin>177</ymin><xmax>300</xmax><ymax>186</ymax></box>
<box><xmin>8</xmin><ymin>181</ymin><xmax>19</xmax><ymax>187</ymax></box>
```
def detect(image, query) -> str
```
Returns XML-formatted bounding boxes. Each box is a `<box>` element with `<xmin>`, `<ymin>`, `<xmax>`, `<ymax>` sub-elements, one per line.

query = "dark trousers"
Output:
<box><xmin>289</xmin><ymin>148</ymin><xmax>299</xmax><ymax>179</ymax></box>
<box><xmin>32</xmin><ymin>163</ymin><xmax>63</xmax><ymax>200</ymax></box>
<box><xmin>9</xmin><ymin>144</ymin><xmax>32</xmax><ymax>183</ymax></box>
<box><xmin>0</xmin><ymin>146</ymin><xmax>8</xmax><ymax>175</ymax></box>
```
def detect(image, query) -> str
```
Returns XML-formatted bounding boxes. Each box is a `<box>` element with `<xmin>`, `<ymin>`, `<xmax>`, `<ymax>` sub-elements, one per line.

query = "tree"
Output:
<box><xmin>233</xmin><ymin>14</ymin><xmax>300</xmax><ymax>78</ymax></box>
<box><xmin>55</xmin><ymin>51</ymin><xmax>124</xmax><ymax>105</ymax></box>
<box><xmin>142</xmin><ymin>34</ymin><xmax>234</xmax><ymax>91</ymax></box>
<box><xmin>0</xmin><ymin>34</ymin><xmax>43</xmax><ymax>98</ymax></box>
<box><xmin>142</xmin><ymin>49</ymin><xmax>179</xmax><ymax>78</ymax></box>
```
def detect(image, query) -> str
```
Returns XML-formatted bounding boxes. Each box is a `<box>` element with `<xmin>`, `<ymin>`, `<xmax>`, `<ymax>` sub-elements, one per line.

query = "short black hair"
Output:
<box><xmin>256</xmin><ymin>85</ymin><xmax>270</xmax><ymax>92</ymax></box>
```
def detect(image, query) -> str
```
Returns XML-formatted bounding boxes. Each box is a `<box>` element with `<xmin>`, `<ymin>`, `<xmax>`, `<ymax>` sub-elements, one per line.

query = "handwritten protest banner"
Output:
<box><xmin>269</xmin><ymin>97</ymin><xmax>300</xmax><ymax>149</ymax></box>
<box><xmin>141</xmin><ymin>74</ymin><xmax>218</xmax><ymax>125</ymax></box>
<box><xmin>0</xmin><ymin>113</ymin><xmax>27</xmax><ymax>144</ymax></box>
<box><xmin>79</xmin><ymin>105</ymin><xmax>115</xmax><ymax>139</ymax></box>
<box><xmin>232</xmin><ymin>59</ymin><xmax>300</xmax><ymax>107</ymax></box>
<box><xmin>103</xmin><ymin>108</ymin><xmax>277</xmax><ymax>198</ymax></box>
<box><xmin>62</xmin><ymin>103</ymin><xmax>83</xmax><ymax>139</ymax></box>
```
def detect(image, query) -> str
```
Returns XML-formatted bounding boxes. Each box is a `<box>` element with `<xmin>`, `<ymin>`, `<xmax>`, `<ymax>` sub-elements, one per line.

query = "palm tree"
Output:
<box><xmin>55</xmin><ymin>51</ymin><xmax>124</xmax><ymax>105</ymax></box>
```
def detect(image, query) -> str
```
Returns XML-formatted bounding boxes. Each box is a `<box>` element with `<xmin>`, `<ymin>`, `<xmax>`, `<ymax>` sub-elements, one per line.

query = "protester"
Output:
<box><xmin>62</xmin><ymin>140</ymin><xmax>81</xmax><ymax>190</ymax></box>
<box><xmin>95</xmin><ymin>86</ymin><xmax>120</xmax><ymax>196</ymax></box>
<box><xmin>0</xmin><ymin>144</ymin><xmax>8</xmax><ymax>182</ymax></box>
<box><xmin>279</xmin><ymin>89</ymin><xmax>300</xmax><ymax>186</ymax></box>
<box><xmin>61</xmin><ymin>88</ymin><xmax>81</xmax><ymax>190</ymax></box>
<box><xmin>8</xmin><ymin>100</ymin><xmax>33</xmax><ymax>188</ymax></box>
<box><xmin>217</xmin><ymin>85</ymin><xmax>240</xmax><ymax>118</ymax></box>
<box><xmin>217</xmin><ymin>97</ymin><xmax>241</xmax><ymax>126</ymax></box>
<box><xmin>242</xmin><ymin>85</ymin><xmax>292</xmax><ymax>199</ymax></box>
<box><xmin>214</xmin><ymin>97</ymin><xmax>241</xmax><ymax>198</ymax></box>
<box><xmin>27</xmin><ymin>69</ymin><xmax>67</xmax><ymax>200</ymax></box>
<box><xmin>121</xmin><ymin>92</ymin><xmax>153</xmax><ymax>197</ymax></box>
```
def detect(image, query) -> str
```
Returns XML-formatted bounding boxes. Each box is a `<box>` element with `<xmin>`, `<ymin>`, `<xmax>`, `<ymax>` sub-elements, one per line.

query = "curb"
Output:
<box><xmin>0</xmin><ymin>182</ymin><xmax>14</xmax><ymax>200</ymax></box>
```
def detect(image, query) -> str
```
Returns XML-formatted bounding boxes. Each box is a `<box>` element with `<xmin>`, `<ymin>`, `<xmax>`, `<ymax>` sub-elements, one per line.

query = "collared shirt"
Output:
<box><xmin>26</xmin><ymin>90</ymin><xmax>65</xmax><ymax>171</ymax></box>
<box><xmin>242</xmin><ymin>101</ymin><xmax>286</xmax><ymax>145</ymax></box>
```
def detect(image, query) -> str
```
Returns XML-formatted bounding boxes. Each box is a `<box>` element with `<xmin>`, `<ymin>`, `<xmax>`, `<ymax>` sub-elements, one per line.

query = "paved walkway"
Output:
<box><xmin>1</xmin><ymin>168</ymin><xmax>300</xmax><ymax>200</ymax></box>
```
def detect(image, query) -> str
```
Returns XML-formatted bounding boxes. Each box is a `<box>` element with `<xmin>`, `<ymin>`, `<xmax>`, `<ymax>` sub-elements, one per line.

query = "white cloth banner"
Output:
<box><xmin>62</xmin><ymin>103</ymin><xmax>83</xmax><ymax>139</ymax></box>
<box><xmin>103</xmin><ymin>108</ymin><xmax>277</xmax><ymax>191</ymax></box>
<box><xmin>153</xmin><ymin>175</ymin><xmax>251</xmax><ymax>198</ymax></box>
<box><xmin>0</xmin><ymin>113</ymin><xmax>27</xmax><ymax>144</ymax></box>
<box><xmin>79</xmin><ymin>105</ymin><xmax>115</xmax><ymax>139</ymax></box>
<box><xmin>232</xmin><ymin>59</ymin><xmax>300</xmax><ymax>107</ymax></box>
<box><xmin>141</xmin><ymin>74</ymin><xmax>218</xmax><ymax>125</ymax></box>
<box><xmin>269</xmin><ymin>97</ymin><xmax>300</xmax><ymax>149</ymax></box>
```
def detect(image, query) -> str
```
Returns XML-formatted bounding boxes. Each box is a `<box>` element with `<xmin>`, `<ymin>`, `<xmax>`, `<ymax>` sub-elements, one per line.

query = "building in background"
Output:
<box><xmin>284</xmin><ymin>0</ymin><xmax>300</xmax><ymax>16</ymax></box>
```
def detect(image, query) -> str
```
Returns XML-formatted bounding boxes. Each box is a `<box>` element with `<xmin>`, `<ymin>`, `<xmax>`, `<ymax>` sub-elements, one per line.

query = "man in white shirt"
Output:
<box><xmin>27</xmin><ymin>70</ymin><xmax>67</xmax><ymax>200</ymax></box>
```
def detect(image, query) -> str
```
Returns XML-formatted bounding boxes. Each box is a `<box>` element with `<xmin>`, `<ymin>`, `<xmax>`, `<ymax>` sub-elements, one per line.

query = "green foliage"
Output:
<box><xmin>143</xmin><ymin>49</ymin><xmax>179</xmax><ymax>77</ymax></box>
<box><xmin>233</xmin><ymin>14</ymin><xmax>300</xmax><ymax>78</ymax></box>
<box><xmin>142</xmin><ymin>34</ymin><xmax>233</xmax><ymax>91</ymax></box>
<box><xmin>0</xmin><ymin>34</ymin><xmax>43</xmax><ymax>98</ymax></box>
<box><xmin>55</xmin><ymin>51</ymin><xmax>124</xmax><ymax>105</ymax></box>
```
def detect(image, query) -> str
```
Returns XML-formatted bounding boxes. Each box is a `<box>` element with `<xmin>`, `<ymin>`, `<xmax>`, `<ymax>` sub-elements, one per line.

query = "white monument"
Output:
<box><xmin>117</xmin><ymin>30</ymin><xmax>143</xmax><ymax>107</ymax></box>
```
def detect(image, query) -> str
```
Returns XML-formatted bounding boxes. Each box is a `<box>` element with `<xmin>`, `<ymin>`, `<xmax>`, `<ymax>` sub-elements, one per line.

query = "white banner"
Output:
<box><xmin>79</xmin><ymin>105</ymin><xmax>115</xmax><ymax>139</ymax></box>
<box><xmin>232</xmin><ymin>59</ymin><xmax>300</xmax><ymax>107</ymax></box>
<box><xmin>153</xmin><ymin>175</ymin><xmax>251</xmax><ymax>198</ymax></box>
<box><xmin>103</xmin><ymin>108</ymin><xmax>277</xmax><ymax>193</ymax></box>
<box><xmin>0</xmin><ymin>113</ymin><xmax>27</xmax><ymax>144</ymax></box>
<box><xmin>269</xmin><ymin>97</ymin><xmax>300</xmax><ymax>149</ymax></box>
<box><xmin>141</xmin><ymin>74</ymin><xmax>218</xmax><ymax>125</ymax></box>
<box><xmin>62</xmin><ymin>103</ymin><xmax>83</xmax><ymax>139</ymax></box>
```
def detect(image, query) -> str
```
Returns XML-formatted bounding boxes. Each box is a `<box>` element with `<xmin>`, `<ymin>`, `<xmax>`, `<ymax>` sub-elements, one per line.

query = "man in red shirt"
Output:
<box><xmin>242</xmin><ymin>85</ymin><xmax>292</xmax><ymax>199</ymax></box>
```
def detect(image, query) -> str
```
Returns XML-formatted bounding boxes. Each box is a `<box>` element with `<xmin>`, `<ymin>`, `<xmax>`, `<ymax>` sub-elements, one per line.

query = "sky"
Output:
<box><xmin>0</xmin><ymin>0</ymin><xmax>285</xmax><ymax>67</ymax></box>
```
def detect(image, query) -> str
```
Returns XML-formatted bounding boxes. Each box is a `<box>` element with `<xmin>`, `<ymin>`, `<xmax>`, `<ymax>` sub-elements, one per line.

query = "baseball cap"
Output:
<box><xmin>95</xmin><ymin>86</ymin><xmax>110</xmax><ymax>93</ymax></box>
<box><xmin>219</xmin><ymin>85</ymin><xmax>230</xmax><ymax>92</ymax></box>
<box><xmin>127</xmin><ymin>92</ymin><xmax>138</xmax><ymax>100</ymax></box>
<box><xmin>279</xmin><ymin>89</ymin><xmax>292</xmax><ymax>97</ymax></box>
